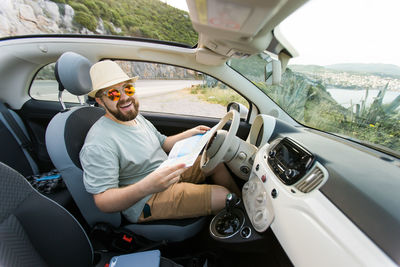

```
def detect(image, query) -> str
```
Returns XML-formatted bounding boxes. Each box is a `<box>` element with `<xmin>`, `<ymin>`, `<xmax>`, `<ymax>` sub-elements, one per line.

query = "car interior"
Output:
<box><xmin>0</xmin><ymin>0</ymin><xmax>399</xmax><ymax>266</ymax></box>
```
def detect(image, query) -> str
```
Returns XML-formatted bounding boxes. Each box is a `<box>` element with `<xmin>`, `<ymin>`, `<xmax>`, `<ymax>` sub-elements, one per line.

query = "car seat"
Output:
<box><xmin>45</xmin><ymin>52</ymin><xmax>205</xmax><ymax>242</ymax></box>
<box><xmin>0</xmin><ymin>101</ymin><xmax>72</xmax><ymax>207</ymax></box>
<box><xmin>0</xmin><ymin>101</ymin><xmax>39</xmax><ymax>177</ymax></box>
<box><xmin>0</xmin><ymin>161</ymin><xmax>180</xmax><ymax>267</ymax></box>
<box><xmin>0</xmin><ymin>161</ymin><xmax>93</xmax><ymax>266</ymax></box>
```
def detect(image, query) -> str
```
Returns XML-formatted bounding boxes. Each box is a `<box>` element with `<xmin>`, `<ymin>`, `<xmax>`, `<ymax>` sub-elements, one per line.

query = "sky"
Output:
<box><xmin>161</xmin><ymin>0</ymin><xmax>188</xmax><ymax>11</ymax></box>
<box><xmin>164</xmin><ymin>0</ymin><xmax>400</xmax><ymax>67</ymax></box>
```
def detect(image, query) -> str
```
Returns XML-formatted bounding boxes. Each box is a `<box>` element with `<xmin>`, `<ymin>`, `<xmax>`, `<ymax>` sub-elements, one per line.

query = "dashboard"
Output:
<box><xmin>227</xmin><ymin>114</ymin><xmax>399</xmax><ymax>267</ymax></box>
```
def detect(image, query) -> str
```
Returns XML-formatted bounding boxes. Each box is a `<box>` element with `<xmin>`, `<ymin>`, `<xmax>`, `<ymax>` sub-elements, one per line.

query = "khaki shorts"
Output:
<box><xmin>138</xmin><ymin>158</ymin><xmax>212</xmax><ymax>222</ymax></box>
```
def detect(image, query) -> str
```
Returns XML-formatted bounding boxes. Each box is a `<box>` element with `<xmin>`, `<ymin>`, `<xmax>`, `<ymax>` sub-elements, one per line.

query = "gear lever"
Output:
<box><xmin>226</xmin><ymin>193</ymin><xmax>239</xmax><ymax>213</ymax></box>
<box><xmin>215</xmin><ymin>193</ymin><xmax>240</xmax><ymax>236</ymax></box>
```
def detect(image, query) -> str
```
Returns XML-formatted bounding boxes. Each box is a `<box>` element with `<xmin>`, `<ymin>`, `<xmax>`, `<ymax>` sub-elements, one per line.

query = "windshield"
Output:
<box><xmin>230</xmin><ymin>0</ymin><xmax>400</xmax><ymax>156</ymax></box>
<box><xmin>0</xmin><ymin>0</ymin><xmax>197</xmax><ymax>46</ymax></box>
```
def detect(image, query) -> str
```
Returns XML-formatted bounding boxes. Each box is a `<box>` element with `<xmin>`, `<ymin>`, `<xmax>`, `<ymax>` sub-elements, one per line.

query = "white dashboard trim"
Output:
<box><xmin>246</xmin><ymin>114</ymin><xmax>276</xmax><ymax>147</ymax></box>
<box><xmin>247</xmin><ymin>143</ymin><xmax>396</xmax><ymax>267</ymax></box>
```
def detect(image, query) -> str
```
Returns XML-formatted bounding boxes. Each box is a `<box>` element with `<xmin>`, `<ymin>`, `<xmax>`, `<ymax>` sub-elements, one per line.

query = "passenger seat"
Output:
<box><xmin>0</xmin><ymin>161</ymin><xmax>182</xmax><ymax>267</ymax></box>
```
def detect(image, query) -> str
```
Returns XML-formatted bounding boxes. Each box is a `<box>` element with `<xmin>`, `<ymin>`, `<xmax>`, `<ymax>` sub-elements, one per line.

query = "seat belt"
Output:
<box><xmin>0</xmin><ymin>101</ymin><xmax>39</xmax><ymax>174</ymax></box>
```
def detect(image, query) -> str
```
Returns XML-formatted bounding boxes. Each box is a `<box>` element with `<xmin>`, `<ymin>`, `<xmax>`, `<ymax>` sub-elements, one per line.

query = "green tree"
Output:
<box><xmin>74</xmin><ymin>11</ymin><xmax>97</xmax><ymax>31</ymax></box>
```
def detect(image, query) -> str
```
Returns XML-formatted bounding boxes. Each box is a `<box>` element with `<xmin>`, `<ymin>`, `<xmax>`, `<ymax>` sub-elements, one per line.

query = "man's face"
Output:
<box><xmin>97</xmin><ymin>82</ymin><xmax>139</xmax><ymax>122</ymax></box>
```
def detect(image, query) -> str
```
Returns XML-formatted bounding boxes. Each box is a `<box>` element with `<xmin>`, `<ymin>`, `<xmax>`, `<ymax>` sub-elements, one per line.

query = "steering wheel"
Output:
<box><xmin>200</xmin><ymin>110</ymin><xmax>240</xmax><ymax>173</ymax></box>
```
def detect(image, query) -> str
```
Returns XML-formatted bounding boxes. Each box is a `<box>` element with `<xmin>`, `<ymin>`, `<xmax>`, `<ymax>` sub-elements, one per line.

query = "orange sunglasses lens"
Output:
<box><xmin>106</xmin><ymin>85</ymin><xmax>135</xmax><ymax>101</ymax></box>
<box><xmin>124</xmin><ymin>86</ymin><xmax>135</xmax><ymax>96</ymax></box>
<box><xmin>107</xmin><ymin>89</ymin><xmax>121</xmax><ymax>101</ymax></box>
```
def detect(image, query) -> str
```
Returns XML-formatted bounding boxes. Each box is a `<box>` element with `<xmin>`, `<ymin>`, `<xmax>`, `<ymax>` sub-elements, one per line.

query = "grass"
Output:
<box><xmin>191</xmin><ymin>69</ymin><xmax>400</xmax><ymax>155</ymax></box>
<box><xmin>190</xmin><ymin>85</ymin><xmax>249</xmax><ymax>109</ymax></box>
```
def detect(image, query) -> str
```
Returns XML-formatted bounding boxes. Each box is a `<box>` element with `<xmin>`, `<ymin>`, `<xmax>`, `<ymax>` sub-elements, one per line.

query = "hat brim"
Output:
<box><xmin>88</xmin><ymin>76</ymin><xmax>139</xmax><ymax>98</ymax></box>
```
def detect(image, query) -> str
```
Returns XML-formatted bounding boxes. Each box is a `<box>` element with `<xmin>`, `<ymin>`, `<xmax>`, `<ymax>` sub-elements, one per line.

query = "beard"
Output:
<box><xmin>103</xmin><ymin>96</ymin><xmax>139</xmax><ymax>122</ymax></box>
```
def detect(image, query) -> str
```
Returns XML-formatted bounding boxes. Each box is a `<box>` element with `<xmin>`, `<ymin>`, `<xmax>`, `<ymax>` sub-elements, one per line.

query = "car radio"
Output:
<box><xmin>267</xmin><ymin>137</ymin><xmax>315</xmax><ymax>185</ymax></box>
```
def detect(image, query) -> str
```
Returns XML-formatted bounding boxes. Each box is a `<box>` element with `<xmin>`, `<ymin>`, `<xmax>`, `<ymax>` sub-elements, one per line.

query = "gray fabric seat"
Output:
<box><xmin>45</xmin><ymin>52</ymin><xmax>205</xmax><ymax>242</ymax></box>
<box><xmin>0</xmin><ymin>162</ymin><xmax>93</xmax><ymax>267</ymax></box>
<box><xmin>0</xmin><ymin>101</ymin><xmax>39</xmax><ymax>177</ymax></box>
<box><xmin>0</xmin><ymin>162</ymin><xmax>180</xmax><ymax>267</ymax></box>
<box><xmin>0</xmin><ymin>101</ymin><xmax>72</xmax><ymax>207</ymax></box>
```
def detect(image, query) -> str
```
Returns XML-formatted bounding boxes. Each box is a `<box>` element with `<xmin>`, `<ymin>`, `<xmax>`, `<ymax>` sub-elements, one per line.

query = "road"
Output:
<box><xmin>30</xmin><ymin>79</ymin><xmax>226</xmax><ymax>118</ymax></box>
<box><xmin>31</xmin><ymin>79</ymin><xmax>203</xmax><ymax>101</ymax></box>
<box><xmin>135</xmin><ymin>80</ymin><xmax>203</xmax><ymax>98</ymax></box>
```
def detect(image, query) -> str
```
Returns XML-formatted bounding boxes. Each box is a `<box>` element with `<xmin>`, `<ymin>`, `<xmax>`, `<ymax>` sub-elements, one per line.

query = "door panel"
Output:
<box><xmin>141</xmin><ymin>111</ymin><xmax>251</xmax><ymax>140</ymax></box>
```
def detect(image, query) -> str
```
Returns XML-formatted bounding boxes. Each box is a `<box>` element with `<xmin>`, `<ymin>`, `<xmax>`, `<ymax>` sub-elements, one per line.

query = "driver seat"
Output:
<box><xmin>45</xmin><ymin>52</ymin><xmax>205</xmax><ymax>242</ymax></box>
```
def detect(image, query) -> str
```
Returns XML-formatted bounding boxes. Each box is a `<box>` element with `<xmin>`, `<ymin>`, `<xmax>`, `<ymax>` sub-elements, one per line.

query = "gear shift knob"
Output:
<box><xmin>226</xmin><ymin>193</ymin><xmax>238</xmax><ymax>213</ymax></box>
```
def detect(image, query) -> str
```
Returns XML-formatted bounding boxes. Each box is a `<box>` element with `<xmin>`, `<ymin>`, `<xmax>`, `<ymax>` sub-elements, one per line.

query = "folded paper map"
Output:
<box><xmin>159</xmin><ymin>125</ymin><xmax>218</xmax><ymax>168</ymax></box>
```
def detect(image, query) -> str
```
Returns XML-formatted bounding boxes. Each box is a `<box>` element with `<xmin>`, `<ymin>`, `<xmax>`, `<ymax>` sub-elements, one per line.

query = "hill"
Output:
<box><xmin>50</xmin><ymin>0</ymin><xmax>198</xmax><ymax>45</ymax></box>
<box><xmin>290</xmin><ymin>63</ymin><xmax>400</xmax><ymax>78</ymax></box>
<box><xmin>288</xmin><ymin>64</ymin><xmax>329</xmax><ymax>73</ymax></box>
<box><xmin>326</xmin><ymin>63</ymin><xmax>400</xmax><ymax>77</ymax></box>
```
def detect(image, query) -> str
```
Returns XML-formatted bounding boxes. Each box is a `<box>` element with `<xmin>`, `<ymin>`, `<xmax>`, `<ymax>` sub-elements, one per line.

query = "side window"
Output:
<box><xmin>115</xmin><ymin>60</ymin><xmax>249</xmax><ymax>118</ymax></box>
<box><xmin>30</xmin><ymin>63</ymin><xmax>80</xmax><ymax>103</ymax></box>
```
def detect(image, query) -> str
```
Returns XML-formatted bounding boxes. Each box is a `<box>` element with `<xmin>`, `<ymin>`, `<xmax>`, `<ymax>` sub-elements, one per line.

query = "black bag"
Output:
<box><xmin>26</xmin><ymin>169</ymin><xmax>66</xmax><ymax>194</ymax></box>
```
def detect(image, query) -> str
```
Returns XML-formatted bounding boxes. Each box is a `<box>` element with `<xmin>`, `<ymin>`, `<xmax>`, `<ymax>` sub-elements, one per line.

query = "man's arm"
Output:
<box><xmin>93</xmin><ymin>163</ymin><xmax>186</xmax><ymax>213</ymax></box>
<box><xmin>162</xmin><ymin>125</ymin><xmax>210</xmax><ymax>153</ymax></box>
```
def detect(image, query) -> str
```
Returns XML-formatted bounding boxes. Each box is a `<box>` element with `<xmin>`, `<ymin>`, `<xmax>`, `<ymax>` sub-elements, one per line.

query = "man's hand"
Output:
<box><xmin>163</xmin><ymin>125</ymin><xmax>211</xmax><ymax>153</ymax></box>
<box><xmin>92</xmin><ymin>163</ymin><xmax>186</xmax><ymax>213</ymax></box>
<box><xmin>140</xmin><ymin>163</ymin><xmax>187</xmax><ymax>194</ymax></box>
<box><xmin>187</xmin><ymin>125</ymin><xmax>210</xmax><ymax>136</ymax></box>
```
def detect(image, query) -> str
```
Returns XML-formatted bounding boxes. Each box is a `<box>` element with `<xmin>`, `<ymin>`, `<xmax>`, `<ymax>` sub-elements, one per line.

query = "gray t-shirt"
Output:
<box><xmin>80</xmin><ymin>114</ymin><xmax>167</xmax><ymax>222</ymax></box>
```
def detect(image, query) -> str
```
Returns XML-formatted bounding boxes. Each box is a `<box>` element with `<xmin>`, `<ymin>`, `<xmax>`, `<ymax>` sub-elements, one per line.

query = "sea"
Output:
<box><xmin>327</xmin><ymin>88</ymin><xmax>400</xmax><ymax>108</ymax></box>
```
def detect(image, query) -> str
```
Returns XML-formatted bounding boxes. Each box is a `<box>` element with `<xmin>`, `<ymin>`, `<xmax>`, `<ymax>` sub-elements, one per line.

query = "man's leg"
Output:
<box><xmin>138</xmin><ymin>161</ymin><xmax>241</xmax><ymax>222</ymax></box>
<box><xmin>210</xmin><ymin>163</ymin><xmax>241</xmax><ymax>197</ymax></box>
<box><xmin>210</xmin><ymin>184</ymin><xmax>229</xmax><ymax>213</ymax></box>
<box><xmin>179</xmin><ymin>159</ymin><xmax>233</xmax><ymax>214</ymax></box>
<box><xmin>138</xmin><ymin>182</ymin><xmax>216</xmax><ymax>222</ymax></box>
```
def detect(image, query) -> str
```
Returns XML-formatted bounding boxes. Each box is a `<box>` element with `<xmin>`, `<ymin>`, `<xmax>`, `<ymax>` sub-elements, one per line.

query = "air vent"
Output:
<box><xmin>295</xmin><ymin>166</ymin><xmax>325</xmax><ymax>193</ymax></box>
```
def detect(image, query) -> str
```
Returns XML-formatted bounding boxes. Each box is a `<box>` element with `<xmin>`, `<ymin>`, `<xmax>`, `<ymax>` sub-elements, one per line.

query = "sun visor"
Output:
<box><xmin>187</xmin><ymin>0</ymin><xmax>307</xmax><ymax>59</ymax></box>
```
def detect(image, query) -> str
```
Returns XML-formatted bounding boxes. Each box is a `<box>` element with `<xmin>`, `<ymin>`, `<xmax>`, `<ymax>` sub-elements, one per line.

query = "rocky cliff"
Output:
<box><xmin>0</xmin><ymin>0</ymin><xmax>118</xmax><ymax>37</ymax></box>
<box><xmin>118</xmin><ymin>61</ymin><xmax>199</xmax><ymax>80</ymax></box>
<box><xmin>1</xmin><ymin>0</ymin><xmax>199</xmax><ymax>80</ymax></box>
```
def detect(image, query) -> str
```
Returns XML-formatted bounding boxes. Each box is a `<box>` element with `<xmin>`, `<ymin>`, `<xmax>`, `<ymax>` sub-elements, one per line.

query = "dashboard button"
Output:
<box><xmin>238</xmin><ymin>152</ymin><xmax>247</xmax><ymax>161</ymax></box>
<box><xmin>268</xmin><ymin>150</ymin><xmax>276</xmax><ymax>158</ymax></box>
<box><xmin>240</xmin><ymin>226</ymin><xmax>251</xmax><ymax>239</ymax></box>
<box><xmin>271</xmin><ymin>189</ymin><xmax>278</xmax><ymax>198</ymax></box>
<box><xmin>285</xmin><ymin>169</ymin><xmax>299</xmax><ymax>178</ymax></box>
<box><xmin>249</xmin><ymin>182</ymin><xmax>257</xmax><ymax>193</ymax></box>
<box><xmin>261</xmin><ymin>175</ymin><xmax>266</xmax><ymax>183</ymax></box>
<box><xmin>256</xmin><ymin>194</ymin><xmax>265</xmax><ymax>205</ymax></box>
<box><xmin>240</xmin><ymin>166</ymin><xmax>250</xmax><ymax>174</ymax></box>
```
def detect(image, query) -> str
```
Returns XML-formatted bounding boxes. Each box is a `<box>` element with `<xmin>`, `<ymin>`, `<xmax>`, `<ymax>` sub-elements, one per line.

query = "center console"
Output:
<box><xmin>209</xmin><ymin>193</ymin><xmax>264</xmax><ymax>242</ymax></box>
<box><xmin>209</xmin><ymin>137</ymin><xmax>321</xmax><ymax>244</ymax></box>
<box><xmin>267</xmin><ymin>137</ymin><xmax>314</xmax><ymax>185</ymax></box>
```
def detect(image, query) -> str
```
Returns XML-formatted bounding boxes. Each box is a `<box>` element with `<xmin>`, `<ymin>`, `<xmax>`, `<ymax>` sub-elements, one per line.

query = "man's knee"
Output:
<box><xmin>210</xmin><ymin>185</ymin><xmax>230</xmax><ymax>214</ymax></box>
<box><xmin>211</xmin><ymin>162</ymin><xmax>226</xmax><ymax>174</ymax></box>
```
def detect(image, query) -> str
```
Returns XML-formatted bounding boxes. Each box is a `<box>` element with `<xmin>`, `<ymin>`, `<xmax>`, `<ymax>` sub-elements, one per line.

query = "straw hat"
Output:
<box><xmin>88</xmin><ymin>60</ymin><xmax>138</xmax><ymax>98</ymax></box>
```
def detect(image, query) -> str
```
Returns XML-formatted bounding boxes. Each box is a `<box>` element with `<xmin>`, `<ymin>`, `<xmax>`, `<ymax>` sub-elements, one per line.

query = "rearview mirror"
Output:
<box><xmin>262</xmin><ymin>54</ymin><xmax>281</xmax><ymax>85</ymax></box>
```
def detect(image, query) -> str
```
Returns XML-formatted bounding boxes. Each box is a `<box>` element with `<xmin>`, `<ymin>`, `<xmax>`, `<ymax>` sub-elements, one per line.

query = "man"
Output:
<box><xmin>80</xmin><ymin>60</ymin><xmax>240</xmax><ymax>223</ymax></box>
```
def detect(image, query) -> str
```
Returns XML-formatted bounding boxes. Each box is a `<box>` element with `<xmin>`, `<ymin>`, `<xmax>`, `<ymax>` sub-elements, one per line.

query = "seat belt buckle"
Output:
<box><xmin>122</xmin><ymin>234</ymin><xmax>133</xmax><ymax>243</ymax></box>
<box><xmin>111</xmin><ymin>232</ymin><xmax>136</xmax><ymax>252</ymax></box>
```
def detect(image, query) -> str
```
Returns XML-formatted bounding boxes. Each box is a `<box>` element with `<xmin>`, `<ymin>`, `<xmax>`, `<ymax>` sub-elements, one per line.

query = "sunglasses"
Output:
<box><xmin>103</xmin><ymin>85</ymin><xmax>136</xmax><ymax>101</ymax></box>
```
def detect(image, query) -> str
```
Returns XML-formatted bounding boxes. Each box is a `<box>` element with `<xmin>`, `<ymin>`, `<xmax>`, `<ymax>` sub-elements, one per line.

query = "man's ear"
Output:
<box><xmin>95</xmin><ymin>97</ymin><xmax>104</xmax><ymax>107</ymax></box>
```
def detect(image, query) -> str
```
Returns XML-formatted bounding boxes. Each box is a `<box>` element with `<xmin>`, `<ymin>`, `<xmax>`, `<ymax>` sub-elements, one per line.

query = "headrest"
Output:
<box><xmin>55</xmin><ymin>52</ymin><xmax>92</xmax><ymax>96</ymax></box>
